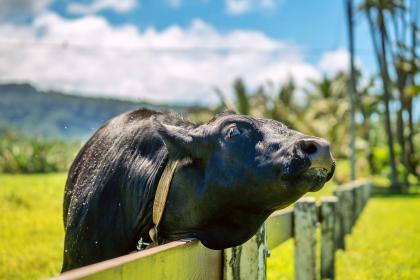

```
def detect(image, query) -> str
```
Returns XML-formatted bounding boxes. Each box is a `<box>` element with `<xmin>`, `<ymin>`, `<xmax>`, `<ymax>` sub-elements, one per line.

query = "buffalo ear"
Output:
<box><xmin>153</xmin><ymin>120</ymin><xmax>208</xmax><ymax>159</ymax></box>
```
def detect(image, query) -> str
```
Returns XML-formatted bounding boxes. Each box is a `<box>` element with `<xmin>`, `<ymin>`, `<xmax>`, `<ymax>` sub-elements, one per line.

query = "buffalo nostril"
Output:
<box><xmin>298</xmin><ymin>137</ymin><xmax>334</xmax><ymax>173</ymax></box>
<box><xmin>301</xmin><ymin>142</ymin><xmax>318</xmax><ymax>155</ymax></box>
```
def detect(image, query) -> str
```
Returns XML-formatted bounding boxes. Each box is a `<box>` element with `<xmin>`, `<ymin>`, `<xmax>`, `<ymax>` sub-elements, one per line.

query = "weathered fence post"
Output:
<box><xmin>332</xmin><ymin>190</ymin><xmax>346</xmax><ymax>250</ymax></box>
<box><xmin>320</xmin><ymin>196</ymin><xmax>338</xmax><ymax>280</ymax></box>
<box><xmin>294</xmin><ymin>197</ymin><xmax>317</xmax><ymax>280</ymax></box>
<box><xmin>362</xmin><ymin>183</ymin><xmax>371</xmax><ymax>209</ymax></box>
<box><xmin>350</xmin><ymin>186</ymin><xmax>358</xmax><ymax>226</ymax></box>
<box><xmin>335</xmin><ymin>186</ymin><xmax>356</xmax><ymax>233</ymax></box>
<box><xmin>355</xmin><ymin>185</ymin><xmax>363</xmax><ymax>219</ymax></box>
<box><xmin>223</xmin><ymin>223</ymin><xmax>267</xmax><ymax>280</ymax></box>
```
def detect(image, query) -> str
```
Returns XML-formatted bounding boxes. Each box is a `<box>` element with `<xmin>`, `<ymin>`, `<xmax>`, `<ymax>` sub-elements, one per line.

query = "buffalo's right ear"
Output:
<box><xmin>153</xmin><ymin>120</ymin><xmax>210</xmax><ymax>160</ymax></box>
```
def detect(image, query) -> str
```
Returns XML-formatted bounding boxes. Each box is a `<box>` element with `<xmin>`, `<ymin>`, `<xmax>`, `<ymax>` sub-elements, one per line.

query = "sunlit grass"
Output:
<box><xmin>335</xmin><ymin>192</ymin><xmax>420</xmax><ymax>279</ymax></box>
<box><xmin>1</xmin><ymin>173</ymin><xmax>419</xmax><ymax>279</ymax></box>
<box><xmin>0</xmin><ymin>173</ymin><xmax>66</xmax><ymax>279</ymax></box>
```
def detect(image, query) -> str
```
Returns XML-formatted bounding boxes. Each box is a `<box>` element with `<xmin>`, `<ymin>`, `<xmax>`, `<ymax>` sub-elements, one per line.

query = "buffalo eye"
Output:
<box><xmin>226</xmin><ymin>126</ymin><xmax>241</xmax><ymax>139</ymax></box>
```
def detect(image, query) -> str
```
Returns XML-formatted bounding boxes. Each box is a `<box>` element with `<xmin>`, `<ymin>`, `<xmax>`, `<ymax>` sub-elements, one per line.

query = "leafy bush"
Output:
<box><xmin>0</xmin><ymin>128</ymin><xmax>80</xmax><ymax>173</ymax></box>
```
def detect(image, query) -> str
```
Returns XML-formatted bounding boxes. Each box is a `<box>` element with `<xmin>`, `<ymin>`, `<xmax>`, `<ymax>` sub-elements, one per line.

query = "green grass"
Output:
<box><xmin>268</xmin><ymin>188</ymin><xmax>420</xmax><ymax>279</ymax></box>
<box><xmin>0</xmin><ymin>173</ymin><xmax>66</xmax><ymax>280</ymax></box>
<box><xmin>1</xmin><ymin>173</ymin><xmax>419</xmax><ymax>279</ymax></box>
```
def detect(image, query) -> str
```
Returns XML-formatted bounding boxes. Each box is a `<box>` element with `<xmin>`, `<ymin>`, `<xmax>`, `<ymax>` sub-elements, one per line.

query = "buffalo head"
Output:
<box><xmin>155</xmin><ymin>112</ymin><xmax>335</xmax><ymax>249</ymax></box>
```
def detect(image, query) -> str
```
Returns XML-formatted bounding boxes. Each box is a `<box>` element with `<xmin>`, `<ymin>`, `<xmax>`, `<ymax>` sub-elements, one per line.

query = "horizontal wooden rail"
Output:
<box><xmin>54</xmin><ymin>181</ymin><xmax>372</xmax><ymax>280</ymax></box>
<box><xmin>55</xmin><ymin>241</ymin><xmax>221</xmax><ymax>280</ymax></box>
<box><xmin>266</xmin><ymin>209</ymin><xmax>293</xmax><ymax>250</ymax></box>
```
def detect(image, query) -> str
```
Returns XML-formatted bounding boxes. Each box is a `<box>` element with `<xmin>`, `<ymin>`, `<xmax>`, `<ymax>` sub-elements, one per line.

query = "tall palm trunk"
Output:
<box><xmin>396</xmin><ymin>79</ymin><xmax>409</xmax><ymax>186</ymax></box>
<box><xmin>377</xmin><ymin>4</ymin><xmax>400</xmax><ymax>190</ymax></box>
<box><xmin>345</xmin><ymin>0</ymin><xmax>357</xmax><ymax>181</ymax></box>
<box><xmin>407</xmin><ymin>17</ymin><xmax>418</xmax><ymax>177</ymax></box>
<box><xmin>366</xmin><ymin>4</ymin><xmax>400</xmax><ymax>190</ymax></box>
<box><xmin>390</xmin><ymin>5</ymin><xmax>410</xmax><ymax>186</ymax></box>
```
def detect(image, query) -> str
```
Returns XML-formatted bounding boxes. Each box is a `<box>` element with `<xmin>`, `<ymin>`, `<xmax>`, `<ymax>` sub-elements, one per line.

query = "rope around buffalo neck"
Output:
<box><xmin>137</xmin><ymin>159</ymin><xmax>180</xmax><ymax>250</ymax></box>
<box><xmin>151</xmin><ymin>159</ymin><xmax>180</xmax><ymax>239</ymax></box>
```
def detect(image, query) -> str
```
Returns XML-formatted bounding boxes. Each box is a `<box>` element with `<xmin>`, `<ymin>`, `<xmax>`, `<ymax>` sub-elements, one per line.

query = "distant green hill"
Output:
<box><xmin>0</xmin><ymin>83</ymin><xmax>192</xmax><ymax>139</ymax></box>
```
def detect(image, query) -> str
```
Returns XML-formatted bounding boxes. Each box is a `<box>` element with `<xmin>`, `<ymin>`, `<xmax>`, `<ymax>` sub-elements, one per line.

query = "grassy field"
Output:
<box><xmin>1</xmin><ymin>174</ymin><xmax>419</xmax><ymax>279</ymax></box>
<box><xmin>0</xmin><ymin>174</ymin><xmax>66</xmax><ymax>279</ymax></box>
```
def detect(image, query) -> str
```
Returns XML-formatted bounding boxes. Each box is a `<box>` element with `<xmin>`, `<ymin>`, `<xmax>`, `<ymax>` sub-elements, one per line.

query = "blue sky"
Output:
<box><xmin>0</xmin><ymin>0</ymin><xmax>378</xmax><ymax>103</ymax></box>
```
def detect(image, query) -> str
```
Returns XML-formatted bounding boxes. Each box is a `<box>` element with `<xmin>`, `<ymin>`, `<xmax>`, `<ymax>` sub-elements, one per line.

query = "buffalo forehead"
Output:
<box><xmin>205</xmin><ymin>114</ymin><xmax>258</xmax><ymax>131</ymax></box>
<box><xmin>258</xmin><ymin>119</ymin><xmax>300</xmax><ymax>142</ymax></box>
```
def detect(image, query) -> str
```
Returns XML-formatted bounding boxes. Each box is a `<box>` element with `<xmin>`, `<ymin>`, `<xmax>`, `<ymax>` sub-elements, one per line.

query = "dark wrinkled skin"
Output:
<box><xmin>62</xmin><ymin>109</ymin><xmax>335</xmax><ymax>271</ymax></box>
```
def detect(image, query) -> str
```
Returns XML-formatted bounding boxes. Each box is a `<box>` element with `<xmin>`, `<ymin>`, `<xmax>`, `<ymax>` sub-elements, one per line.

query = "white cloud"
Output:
<box><xmin>226</xmin><ymin>0</ymin><xmax>283</xmax><ymax>15</ymax></box>
<box><xmin>67</xmin><ymin>0</ymin><xmax>137</xmax><ymax>15</ymax></box>
<box><xmin>0</xmin><ymin>0</ymin><xmax>53</xmax><ymax>16</ymax></box>
<box><xmin>261</xmin><ymin>0</ymin><xmax>276</xmax><ymax>8</ymax></box>
<box><xmin>317</xmin><ymin>48</ymin><xmax>365</xmax><ymax>78</ymax></box>
<box><xmin>0</xmin><ymin>13</ymin><xmax>322</xmax><ymax>104</ymax></box>
<box><xmin>318</xmin><ymin>49</ymin><xmax>350</xmax><ymax>76</ymax></box>
<box><xmin>166</xmin><ymin>0</ymin><xmax>182</xmax><ymax>8</ymax></box>
<box><xmin>226</xmin><ymin>0</ymin><xmax>251</xmax><ymax>14</ymax></box>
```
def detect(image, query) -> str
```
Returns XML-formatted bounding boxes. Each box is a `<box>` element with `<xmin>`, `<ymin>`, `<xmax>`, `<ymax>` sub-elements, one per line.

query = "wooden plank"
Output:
<box><xmin>294</xmin><ymin>197</ymin><xmax>317</xmax><ymax>280</ymax></box>
<box><xmin>54</xmin><ymin>240</ymin><xmax>222</xmax><ymax>280</ymax></box>
<box><xmin>320</xmin><ymin>196</ymin><xmax>338</xmax><ymax>280</ymax></box>
<box><xmin>224</xmin><ymin>224</ymin><xmax>267</xmax><ymax>280</ymax></box>
<box><xmin>266</xmin><ymin>209</ymin><xmax>293</xmax><ymax>250</ymax></box>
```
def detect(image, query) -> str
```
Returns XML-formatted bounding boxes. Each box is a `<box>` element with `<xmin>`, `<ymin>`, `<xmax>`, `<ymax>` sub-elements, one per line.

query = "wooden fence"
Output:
<box><xmin>55</xmin><ymin>180</ymin><xmax>371</xmax><ymax>280</ymax></box>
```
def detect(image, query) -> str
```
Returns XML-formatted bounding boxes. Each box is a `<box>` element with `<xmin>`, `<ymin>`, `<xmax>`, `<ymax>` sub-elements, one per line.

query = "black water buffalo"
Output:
<box><xmin>62</xmin><ymin>109</ymin><xmax>335</xmax><ymax>271</ymax></box>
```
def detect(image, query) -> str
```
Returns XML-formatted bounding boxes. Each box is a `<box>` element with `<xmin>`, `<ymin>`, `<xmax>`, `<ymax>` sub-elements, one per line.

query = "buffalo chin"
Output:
<box><xmin>300</xmin><ymin>168</ymin><xmax>329</xmax><ymax>192</ymax></box>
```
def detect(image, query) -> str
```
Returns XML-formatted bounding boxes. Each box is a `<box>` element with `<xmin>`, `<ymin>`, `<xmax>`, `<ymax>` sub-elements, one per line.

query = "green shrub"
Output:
<box><xmin>0</xmin><ymin>128</ymin><xmax>80</xmax><ymax>173</ymax></box>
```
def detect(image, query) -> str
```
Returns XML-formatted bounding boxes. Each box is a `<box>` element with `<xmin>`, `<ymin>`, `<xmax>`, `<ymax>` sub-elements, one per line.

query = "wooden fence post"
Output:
<box><xmin>332</xmin><ymin>190</ymin><xmax>345</xmax><ymax>250</ymax></box>
<box><xmin>320</xmin><ymin>196</ymin><xmax>338</xmax><ymax>280</ymax></box>
<box><xmin>362</xmin><ymin>183</ymin><xmax>371</xmax><ymax>208</ymax></box>
<box><xmin>223</xmin><ymin>223</ymin><xmax>267</xmax><ymax>280</ymax></box>
<box><xmin>351</xmin><ymin>187</ymin><xmax>357</xmax><ymax>226</ymax></box>
<box><xmin>355</xmin><ymin>185</ymin><xmax>363</xmax><ymax>219</ymax></box>
<box><xmin>294</xmin><ymin>197</ymin><xmax>317</xmax><ymax>280</ymax></box>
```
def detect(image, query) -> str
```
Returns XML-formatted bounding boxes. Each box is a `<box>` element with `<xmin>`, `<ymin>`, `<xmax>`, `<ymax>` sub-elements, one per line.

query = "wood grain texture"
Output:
<box><xmin>224</xmin><ymin>224</ymin><xmax>267</xmax><ymax>280</ymax></box>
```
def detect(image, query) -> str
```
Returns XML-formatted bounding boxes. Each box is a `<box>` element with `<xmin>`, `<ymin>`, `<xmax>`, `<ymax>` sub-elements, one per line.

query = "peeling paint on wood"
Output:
<box><xmin>224</xmin><ymin>224</ymin><xmax>267</xmax><ymax>280</ymax></box>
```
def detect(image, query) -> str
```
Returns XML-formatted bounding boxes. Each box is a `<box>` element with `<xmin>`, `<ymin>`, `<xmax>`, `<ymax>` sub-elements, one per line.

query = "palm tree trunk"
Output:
<box><xmin>391</xmin><ymin>6</ymin><xmax>409</xmax><ymax>186</ymax></box>
<box><xmin>345</xmin><ymin>0</ymin><xmax>357</xmax><ymax>181</ymax></box>
<box><xmin>396</xmin><ymin>82</ymin><xmax>409</xmax><ymax>186</ymax></box>
<box><xmin>407</xmin><ymin>16</ymin><xmax>418</xmax><ymax>177</ymax></box>
<box><xmin>366</xmin><ymin>5</ymin><xmax>400</xmax><ymax>189</ymax></box>
<box><xmin>377</xmin><ymin>4</ymin><xmax>400</xmax><ymax>190</ymax></box>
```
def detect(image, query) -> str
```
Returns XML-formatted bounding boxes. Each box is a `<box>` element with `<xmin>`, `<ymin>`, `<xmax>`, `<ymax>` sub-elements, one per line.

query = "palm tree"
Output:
<box><xmin>357</xmin><ymin>77</ymin><xmax>381</xmax><ymax>174</ymax></box>
<box><xmin>361</xmin><ymin>0</ymin><xmax>400</xmax><ymax>189</ymax></box>
<box><xmin>234</xmin><ymin>78</ymin><xmax>250</xmax><ymax>115</ymax></box>
<box><xmin>345</xmin><ymin>0</ymin><xmax>358</xmax><ymax>181</ymax></box>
